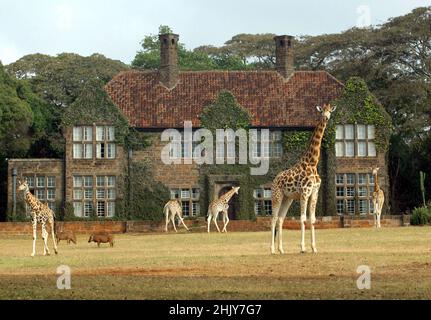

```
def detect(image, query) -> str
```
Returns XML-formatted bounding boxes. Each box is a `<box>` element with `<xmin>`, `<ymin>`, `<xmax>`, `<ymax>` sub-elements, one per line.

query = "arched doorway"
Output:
<box><xmin>218</xmin><ymin>186</ymin><xmax>239</xmax><ymax>220</ymax></box>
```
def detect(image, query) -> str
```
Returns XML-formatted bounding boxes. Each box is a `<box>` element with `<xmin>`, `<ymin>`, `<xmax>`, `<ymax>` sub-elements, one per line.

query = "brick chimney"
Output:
<box><xmin>159</xmin><ymin>33</ymin><xmax>179</xmax><ymax>89</ymax></box>
<box><xmin>274</xmin><ymin>35</ymin><xmax>294</xmax><ymax>78</ymax></box>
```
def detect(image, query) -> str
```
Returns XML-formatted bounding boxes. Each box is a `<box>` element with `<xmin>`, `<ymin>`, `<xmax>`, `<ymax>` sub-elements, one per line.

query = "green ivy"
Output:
<box><xmin>61</xmin><ymin>78</ymin><xmax>130</xmax><ymax>146</ymax></box>
<box><xmin>283</xmin><ymin>131</ymin><xmax>312</xmax><ymax>151</ymax></box>
<box><xmin>325</xmin><ymin>77</ymin><xmax>392</xmax><ymax>152</ymax></box>
<box><xmin>200</xmin><ymin>90</ymin><xmax>252</xmax><ymax>133</ymax></box>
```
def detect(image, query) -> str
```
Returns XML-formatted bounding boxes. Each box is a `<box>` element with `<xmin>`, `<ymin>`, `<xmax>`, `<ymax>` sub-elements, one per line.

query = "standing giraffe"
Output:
<box><xmin>207</xmin><ymin>187</ymin><xmax>240</xmax><ymax>233</ymax></box>
<box><xmin>371</xmin><ymin>167</ymin><xmax>385</xmax><ymax>228</ymax></box>
<box><xmin>17</xmin><ymin>179</ymin><xmax>58</xmax><ymax>257</ymax></box>
<box><xmin>270</xmin><ymin>104</ymin><xmax>336</xmax><ymax>254</ymax></box>
<box><xmin>163</xmin><ymin>200</ymin><xmax>190</xmax><ymax>232</ymax></box>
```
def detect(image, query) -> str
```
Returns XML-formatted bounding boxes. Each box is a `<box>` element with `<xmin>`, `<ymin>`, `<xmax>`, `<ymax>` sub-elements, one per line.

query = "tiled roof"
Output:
<box><xmin>105</xmin><ymin>70</ymin><xmax>344</xmax><ymax>129</ymax></box>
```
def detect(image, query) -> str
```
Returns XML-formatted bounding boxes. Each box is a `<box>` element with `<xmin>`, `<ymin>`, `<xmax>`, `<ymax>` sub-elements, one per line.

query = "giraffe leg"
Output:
<box><xmin>41</xmin><ymin>223</ymin><xmax>50</xmax><ymax>256</ymax></box>
<box><xmin>213</xmin><ymin>213</ymin><xmax>221</xmax><ymax>233</ymax></box>
<box><xmin>172</xmin><ymin>217</ymin><xmax>178</xmax><ymax>233</ymax></box>
<box><xmin>165</xmin><ymin>209</ymin><xmax>170</xmax><ymax>232</ymax></box>
<box><xmin>309</xmin><ymin>185</ymin><xmax>320</xmax><ymax>254</ymax></box>
<box><xmin>373</xmin><ymin>200</ymin><xmax>378</xmax><ymax>228</ymax></box>
<box><xmin>207</xmin><ymin>212</ymin><xmax>212</xmax><ymax>233</ymax></box>
<box><xmin>222</xmin><ymin>211</ymin><xmax>230</xmax><ymax>233</ymax></box>
<box><xmin>31</xmin><ymin>219</ymin><xmax>37</xmax><ymax>257</ymax></box>
<box><xmin>179</xmin><ymin>217</ymin><xmax>189</xmax><ymax>231</ymax></box>
<box><xmin>224</xmin><ymin>213</ymin><xmax>230</xmax><ymax>233</ymax></box>
<box><xmin>300</xmin><ymin>195</ymin><xmax>310</xmax><ymax>253</ymax></box>
<box><xmin>270</xmin><ymin>201</ymin><xmax>280</xmax><ymax>255</ymax></box>
<box><xmin>50</xmin><ymin>220</ymin><xmax>58</xmax><ymax>255</ymax></box>
<box><xmin>277</xmin><ymin>198</ymin><xmax>293</xmax><ymax>254</ymax></box>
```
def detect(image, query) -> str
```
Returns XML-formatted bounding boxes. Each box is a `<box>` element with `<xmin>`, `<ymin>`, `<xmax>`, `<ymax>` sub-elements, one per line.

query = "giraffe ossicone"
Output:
<box><xmin>270</xmin><ymin>104</ymin><xmax>337</xmax><ymax>255</ymax></box>
<box><xmin>207</xmin><ymin>186</ymin><xmax>240</xmax><ymax>233</ymax></box>
<box><xmin>17</xmin><ymin>179</ymin><xmax>58</xmax><ymax>257</ymax></box>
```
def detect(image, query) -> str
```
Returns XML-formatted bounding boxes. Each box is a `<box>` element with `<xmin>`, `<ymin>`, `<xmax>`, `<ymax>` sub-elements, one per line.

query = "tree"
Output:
<box><xmin>6</xmin><ymin>52</ymin><xmax>130</xmax><ymax>156</ymax></box>
<box><xmin>0</xmin><ymin>63</ymin><xmax>34</xmax><ymax>159</ymax></box>
<box><xmin>132</xmin><ymin>26</ymin><xmax>249</xmax><ymax>71</ymax></box>
<box><xmin>6</xmin><ymin>53</ymin><xmax>129</xmax><ymax>108</ymax></box>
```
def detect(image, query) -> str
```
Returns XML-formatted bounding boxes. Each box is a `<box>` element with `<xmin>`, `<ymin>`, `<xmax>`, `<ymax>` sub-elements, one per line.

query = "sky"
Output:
<box><xmin>1</xmin><ymin>0</ymin><xmax>430</xmax><ymax>65</ymax></box>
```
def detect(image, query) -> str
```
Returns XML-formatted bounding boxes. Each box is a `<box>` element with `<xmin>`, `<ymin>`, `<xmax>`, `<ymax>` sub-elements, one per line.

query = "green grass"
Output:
<box><xmin>1</xmin><ymin>227</ymin><xmax>431</xmax><ymax>300</ymax></box>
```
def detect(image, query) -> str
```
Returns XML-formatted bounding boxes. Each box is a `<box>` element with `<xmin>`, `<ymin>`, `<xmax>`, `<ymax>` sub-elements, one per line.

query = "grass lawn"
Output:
<box><xmin>0</xmin><ymin>227</ymin><xmax>431</xmax><ymax>300</ymax></box>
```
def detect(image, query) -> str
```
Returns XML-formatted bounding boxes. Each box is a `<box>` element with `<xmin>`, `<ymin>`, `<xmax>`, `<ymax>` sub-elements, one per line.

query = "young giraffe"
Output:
<box><xmin>270</xmin><ymin>104</ymin><xmax>336</xmax><ymax>254</ymax></box>
<box><xmin>17</xmin><ymin>179</ymin><xmax>58</xmax><ymax>257</ymax></box>
<box><xmin>371</xmin><ymin>167</ymin><xmax>385</xmax><ymax>228</ymax></box>
<box><xmin>207</xmin><ymin>187</ymin><xmax>240</xmax><ymax>233</ymax></box>
<box><xmin>163</xmin><ymin>199</ymin><xmax>190</xmax><ymax>232</ymax></box>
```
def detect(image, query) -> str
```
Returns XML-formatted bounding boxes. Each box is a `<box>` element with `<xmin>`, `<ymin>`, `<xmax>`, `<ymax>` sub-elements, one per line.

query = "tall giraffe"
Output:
<box><xmin>163</xmin><ymin>199</ymin><xmax>190</xmax><ymax>232</ymax></box>
<box><xmin>270</xmin><ymin>104</ymin><xmax>336</xmax><ymax>254</ymax></box>
<box><xmin>207</xmin><ymin>186</ymin><xmax>240</xmax><ymax>233</ymax></box>
<box><xmin>371</xmin><ymin>167</ymin><xmax>385</xmax><ymax>228</ymax></box>
<box><xmin>18</xmin><ymin>179</ymin><xmax>58</xmax><ymax>257</ymax></box>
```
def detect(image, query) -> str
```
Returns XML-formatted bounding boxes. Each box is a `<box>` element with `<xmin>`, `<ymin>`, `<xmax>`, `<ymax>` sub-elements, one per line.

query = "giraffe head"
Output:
<box><xmin>316</xmin><ymin>104</ymin><xmax>337</xmax><ymax>121</ymax></box>
<box><xmin>371</xmin><ymin>166</ymin><xmax>380</xmax><ymax>175</ymax></box>
<box><xmin>232</xmin><ymin>186</ymin><xmax>240</xmax><ymax>195</ymax></box>
<box><xmin>17</xmin><ymin>179</ymin><xmax>29</xmax><ymax>193</ymax></box>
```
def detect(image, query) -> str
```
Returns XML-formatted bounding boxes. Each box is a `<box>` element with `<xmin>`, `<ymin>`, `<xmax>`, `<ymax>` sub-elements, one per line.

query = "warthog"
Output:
<box><xmin>88</xmin><ymin>233</ymin><xmax>114</xmax><ymax>248</ymax></box>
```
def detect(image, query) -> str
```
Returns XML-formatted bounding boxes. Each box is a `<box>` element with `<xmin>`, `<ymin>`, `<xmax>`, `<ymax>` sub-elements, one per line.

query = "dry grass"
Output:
<box><xmin>1</xmin><ymin>227</ymin><xmax>431</xmax><ymax>300</ymax></box>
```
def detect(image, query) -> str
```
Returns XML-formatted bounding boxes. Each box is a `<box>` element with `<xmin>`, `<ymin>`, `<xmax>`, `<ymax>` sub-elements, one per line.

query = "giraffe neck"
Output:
<box><xmin>374</xmin><ymin>172</ymin><xmax>381</xmax><ymax>193</ymax></box>
<box><xmin>24</xmin><ymin>189</ymin><xmax>39</xmax><ymax>210</ymax></box>
<box><xmin>300</xmin><ymin>117</ymin><xmax>328</xmax><ymax>167</ymax></box>
<box><xmin>220</xmin><ymin>190</ymin><xmax>236</xmax><ymax>204</ymax></box>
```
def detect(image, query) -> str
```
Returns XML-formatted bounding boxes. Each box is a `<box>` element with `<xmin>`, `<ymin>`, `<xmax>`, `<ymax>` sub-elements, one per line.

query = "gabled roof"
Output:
<box><xmin>105</xmin><ymin>70</ymin><xmax>344</xmax><ymax>129</ymax></box>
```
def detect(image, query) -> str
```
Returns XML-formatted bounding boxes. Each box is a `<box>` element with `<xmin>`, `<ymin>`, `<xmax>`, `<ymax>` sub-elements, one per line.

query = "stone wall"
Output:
<box><xmin>0</xmin><ymin>215</ymin><xmax>408</xmax><ymax>235</ymax></box>
<box><xmin>132</xmin><ymin>133</ymin><xmax>200</xmax><ymax>189</ymax></box>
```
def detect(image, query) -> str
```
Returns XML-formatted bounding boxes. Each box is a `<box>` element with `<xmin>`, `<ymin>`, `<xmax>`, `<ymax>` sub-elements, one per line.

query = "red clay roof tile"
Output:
<box><xmin>105</xmin><ymin>70</ymin><xmax>343</xmax><ymax>129</ymax></box>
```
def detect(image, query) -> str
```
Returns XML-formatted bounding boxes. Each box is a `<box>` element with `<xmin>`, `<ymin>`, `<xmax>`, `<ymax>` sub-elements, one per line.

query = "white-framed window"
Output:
<box><xmin>83</xmin><ymin>126</ymin><xmax>93</xmax><ymax>142</ymax></box>
<box><xmin>73</xmin><ymin>202</ymin><xmax>83</xmax><ymax>217</ymax></box>
<box><xmin>97</xmin><ymin>201</ymin><xmax>105</xmax><ymax>217</ymax></box>
<box><xmin>84</xmin><ymin>202</ymin><xmax>93</xmax><ymax>217</ymax></box>
<box><xmin>254</xmin><ymin>188</ymin><xmax>273</xmax><ymax>215</ymax></box>
<box><xmin>73</xmin><ymin>126</ymin><xmax>94</xmax><ymax>159</ymax></box>
<box><xmin>251</xmin><ymin>131</ymin><xmax>283</xmax><ymax>158</ymax></box>
<box><xmin>36</xmin><ymin>189</ymin><xmax>45</xmax><ymax>200</ymax></box>
<box><xmin>23</xmin><ymin>175</ymin><xmax>57</xmax><ymax>216</ymax></box>
<box><xmin>336</xmin><ymin>173</ymin><xmax>375</xmax><ymax>215</ymax></box>
<box><xmin>335</xmin><ymin>124</ymin><xmax>376</xmax><ymax>157</ymax></box>
<box><xmin>94</xmin><ymin>126</ymin><xmax>116</xmax><ymax>159</ymax></box>
<box><xmin>47</xmin><ymin>177</ymin><xmax>55</xmax><ymax>188</ymax></box>
<box><xmin>36</xmin><ymin>177</ymin><xmax>45</xmax><ymax>188</ymax></box>
<box><xmin>107</xmin><ymin>202</ymin><xmax>116</xmax><ymax>217</ymax></box>
<box><xmin>73</xmin><ymin>175</ymin><xmax>117</xmax><ymax>218</ymax></box>
<box><xmin>47</xmin><ymin>189</ymin><xmax>55</xmax><ymax>201</ymax></box>
<box><xmin>170</xmin><ymin>187</ymin><xmax>200</xmax><ymax>217</ymax></box>
<box><xmin>73</xmin><ymin>127</ymin><xmax>83</xmax><ymax>141</ymax></box>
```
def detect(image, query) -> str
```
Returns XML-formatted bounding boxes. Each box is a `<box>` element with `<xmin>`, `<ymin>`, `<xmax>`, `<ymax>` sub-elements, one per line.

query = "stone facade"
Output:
<box><xmin>63</xmin><ymin>125</ymin><xmax>126</xmax><ymax>218</ymax></box>
<box><xmin>7</xmin><ymin>159</ymin><xmax>64</xmax><ymax>219</ymax></box>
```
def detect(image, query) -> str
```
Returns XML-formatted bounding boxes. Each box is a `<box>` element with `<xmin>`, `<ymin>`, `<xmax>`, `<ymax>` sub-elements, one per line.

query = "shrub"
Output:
<box><xmin>410</xmin><ymin>206</ymin><xmax>431</xmax><ymax>226</ymax></box>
